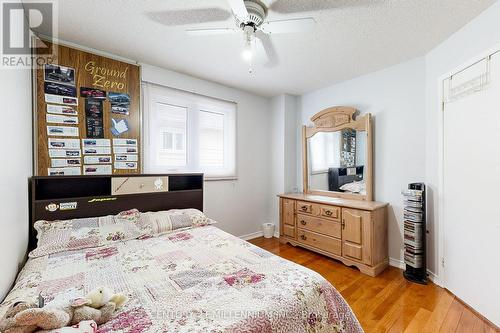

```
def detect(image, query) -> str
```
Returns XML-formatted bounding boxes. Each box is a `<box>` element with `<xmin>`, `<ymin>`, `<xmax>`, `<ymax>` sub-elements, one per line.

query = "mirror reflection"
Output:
<box><xmin>307</xmin><ymin>129</ymin><xmax>367</xmax><ymax>195</ymax></box>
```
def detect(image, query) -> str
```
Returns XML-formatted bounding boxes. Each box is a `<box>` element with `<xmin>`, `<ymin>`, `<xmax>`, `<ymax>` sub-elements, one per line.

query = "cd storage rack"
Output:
<box><xmin>402</xmin><ymin>183</ymin><xmax>427</xmax><ymax>284</ymax></box>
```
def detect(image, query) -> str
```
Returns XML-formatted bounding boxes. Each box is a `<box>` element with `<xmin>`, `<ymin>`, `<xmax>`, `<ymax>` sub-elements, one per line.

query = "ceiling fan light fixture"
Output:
<box><xmin>242</xmin><ymin>47</ymin><xmax>253</xmax><ymax>62</ymax></box>
<box><xmin>241</xmin><ymin>25</ymin><xmax>255</xmax><ymax>63</ymax></box>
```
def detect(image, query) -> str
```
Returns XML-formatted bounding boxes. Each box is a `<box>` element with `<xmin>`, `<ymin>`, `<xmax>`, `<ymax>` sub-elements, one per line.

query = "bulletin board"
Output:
<box><xmin>34</xmin><ymin>41</ymin><xmax>141</xmax><ymax>176</ymax></box>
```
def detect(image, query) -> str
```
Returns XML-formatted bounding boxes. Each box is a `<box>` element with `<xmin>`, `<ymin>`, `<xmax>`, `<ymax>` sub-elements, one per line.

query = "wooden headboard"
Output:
<box><xmin>29</xmin><ymin>174</ymin><xmax>203</xmax><ymax>250</ymax></box>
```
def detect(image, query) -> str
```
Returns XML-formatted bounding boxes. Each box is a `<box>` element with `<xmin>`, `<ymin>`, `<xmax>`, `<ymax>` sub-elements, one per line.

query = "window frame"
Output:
<box><xmin>143</xmin><ymin>83</ymin><xmax>237</xmax><ymax>180</ymax></box>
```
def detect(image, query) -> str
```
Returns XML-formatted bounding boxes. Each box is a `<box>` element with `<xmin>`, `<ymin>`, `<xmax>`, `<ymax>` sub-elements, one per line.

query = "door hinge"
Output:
<box><xmin>441</xmin><ymin>257</ymin><xmax>445</xmax><ymax>267</ymax></box>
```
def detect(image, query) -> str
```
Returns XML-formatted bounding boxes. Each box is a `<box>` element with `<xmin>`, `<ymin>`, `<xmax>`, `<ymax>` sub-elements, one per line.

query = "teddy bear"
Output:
<box><xmin>0</xmin><ymin>287</ymin><xmax>127</xmax><ymax>333</ymax></box>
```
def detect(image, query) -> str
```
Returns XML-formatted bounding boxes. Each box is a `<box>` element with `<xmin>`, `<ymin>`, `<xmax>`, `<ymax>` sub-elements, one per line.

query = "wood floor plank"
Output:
<box><xmin>438</xmin><ymin>299</ymin><xmax>465</xmax><ymax>333</ymax></box>
<box><xmin>456</xmin><ymin>306</ymin><xmax>479</xmax><ymax>333</ymax></box>
<box><xmin>421</xmin><ymin>290</ymin><xmax>455</xmax><ymax>333</ymax></box>
<box><xmin>249</xmin><ymin>237</ymin><xmax>499</xmax><ymax>333</ymax></box>
<box><xmin>403</xmin><ymin>308</ymin><xmax>432</xmax><ymax>333</ymax></box>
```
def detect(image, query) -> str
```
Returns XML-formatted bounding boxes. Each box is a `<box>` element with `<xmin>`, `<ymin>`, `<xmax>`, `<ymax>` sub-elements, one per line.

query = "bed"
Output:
<box><xmin>0</xmin><ymin>175</ymin><xmax>363</xmax><ymax>333</ymax></box>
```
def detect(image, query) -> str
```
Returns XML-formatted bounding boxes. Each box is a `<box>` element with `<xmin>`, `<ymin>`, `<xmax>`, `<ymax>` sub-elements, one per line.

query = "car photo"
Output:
<box><xmin>80</xmin><ymin>88</ymin><xmax>106</xmax><ymax>98</ymax></box>
<box><xmin>50</xmin><ymin>142</ymin><xmax>65</xmax><ymax>148</ymax></box>
<box><xmin>66</xmin><ymin>151</ymin><xmax>80</xmax><ymax>157</ymax></box>
<box><xmin>63</xmin><ymin>97</ymin><xmax>77</xmax><ymax>104</ymax></box>
<box><xmin>87</xmin><ymin>105</ymin><xmax>101</xmax><ymax>116</ymax></box>
<box><xmin>109</xmin><ymin>92</ymin><xmax>130</xmax><ymax>104</ymax></box>
<box><xmin>44</xmin><ymin>64</ymin><xmax>75</xmax><ymax>85</ymax></box>
<box><xmin>85</xmin><ymin>167</ymin><xmax>97</xmax><ymax>173</ymax></box>
<box><xmin>44</xmin><ymin>82</ymin><xmax>77</xmax><ymax>97</ymax></box>
<box><xmin>61</xmin><ymin>108</ymin><xmax>77</xmax><ymax>114</ymax></box>
<box><xmin>98</xmin><ymin>157</ymin><xmax>110</xmax><ymax>163</ymax></box>
<box><xmin>111</xmin><ymin>106</ymin><xmax>129</xmax><ymax>115</ymax></box>
<box><xmin>49</xmin><ymin>128</ymin><xmax>64</xmax><ymax>134</ymax></box>
<box><xmin>47</xmin><ymin>72</ymin><xmax>71</xmax><ymax>83</ymax></box>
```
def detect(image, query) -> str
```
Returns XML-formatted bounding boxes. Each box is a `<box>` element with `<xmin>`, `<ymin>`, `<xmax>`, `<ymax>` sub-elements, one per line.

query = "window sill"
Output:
<box><xmin>310</xmin><ymin>170</ymin><xmax>329</xmax><ymax>175</ymax></box>
<box><xmin>204</xmin><ymin>176</ymin><xmax>238</xmax><ymax>181</ymax></box>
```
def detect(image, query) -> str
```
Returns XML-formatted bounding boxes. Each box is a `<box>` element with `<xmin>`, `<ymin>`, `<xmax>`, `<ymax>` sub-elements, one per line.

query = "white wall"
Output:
<box><xmin>270</xmin><ymin>96</ymin><xmax>285</xmax><ymax>229</ymax></box>
<box><xmin>141</xmin><ymin>64</ymin><xmax>273</xmax><ymax>238</ymax></box>
<box><xmin>0</xmin><ymin>68</ymin><xmax>32</xmax><ymax>301</ymax></box>
<box><xmin>298</xmin><ymin>57</ymin><xmax>427</xmax><ymax>268</ymax></box>
<box><xmin>424</xmin><ymin>0</ymin><xmax>500</xmax><ymax>285</ymax></box>
<box><xmin>269</xmin><ymin>94</ymin><xmax>298</xmax><ymax>227</ymax></box>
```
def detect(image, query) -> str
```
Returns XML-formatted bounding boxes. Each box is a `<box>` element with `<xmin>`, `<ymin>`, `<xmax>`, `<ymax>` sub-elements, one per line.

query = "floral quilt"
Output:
<box><xmin>1</xmin><ymin>226</ymin><xmax>363</xmax><ymax>333</ymax></box>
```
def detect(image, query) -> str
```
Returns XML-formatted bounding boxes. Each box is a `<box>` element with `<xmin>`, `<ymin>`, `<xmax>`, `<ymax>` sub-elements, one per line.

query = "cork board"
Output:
<box><xmin>34</xmin><ymin>41</ymin><xmax>141</xmax><ymax>176</ymax></box>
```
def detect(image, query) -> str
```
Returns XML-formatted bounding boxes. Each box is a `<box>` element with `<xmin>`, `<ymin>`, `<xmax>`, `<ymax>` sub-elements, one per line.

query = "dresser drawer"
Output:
<box><xmin>296</xmin><ymin>201</ymin><xmax>320</xmax><ymax>215</ymax></box>
<box><xmin>111</xmin><ymin>176</ymin><xmax>169</xmax><ymax>195</ymax></box>
<box><xmin>297</xmin><ymin>214</ymin><xmax>341</xmax><ymax>238</ymax></box>
<box><xmin>283</xmin><ymin>224</ymin><xmax>295</xmax><ymax>238</ymax></box>
<box><xmin>281</xmin><ymin>198</ymin><xmax>295</xmax><ymax>226</ymax></box>
<box><xmin>297</xmin><ymin>229</ymin><xmax>341</xmax><ymax>256</ymax></box>
<box><xmin>319</xmin><ymin>205</ymin><xmax>340</xmax><ymax>220</ymax></box>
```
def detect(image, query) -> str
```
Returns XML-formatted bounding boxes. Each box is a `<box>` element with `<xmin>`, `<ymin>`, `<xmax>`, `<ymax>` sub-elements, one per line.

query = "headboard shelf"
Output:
<box><xmin>29</xmin><ymin>174</ymin><xmax>204</xmax><ymax>250</ymax></box>
<box><xmin>32</xmin><ymin>174</ymin><xmax>203</xmax><ymax>200</ymax></box>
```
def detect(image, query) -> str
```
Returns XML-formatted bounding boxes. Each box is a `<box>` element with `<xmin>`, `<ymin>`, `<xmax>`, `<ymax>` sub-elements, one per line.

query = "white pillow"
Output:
<box><xmin>138</xmin><ymin>209</ymin><xmax>216</xmax><ymax>236</ymax></box>
<box><xmin>340</xmin><ymin>180</ymin><xmax>366</xmax><ymax>194</ymax></box>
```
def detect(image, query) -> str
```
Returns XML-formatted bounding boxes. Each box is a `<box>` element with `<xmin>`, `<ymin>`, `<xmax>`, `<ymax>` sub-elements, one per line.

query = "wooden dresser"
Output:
<box><xmin>279</xmin><ymin>193</ymin><xmax>389</xmax><ymax>276</ymax></box>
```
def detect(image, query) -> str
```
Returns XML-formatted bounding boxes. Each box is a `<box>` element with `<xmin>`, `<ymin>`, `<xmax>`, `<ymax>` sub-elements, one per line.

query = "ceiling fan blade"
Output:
<box><xmin>260</xmin><ymin>18</ymin><xmax>316</xmax><ymax>34</ymax></box>
<box><xmin>227</xmin><ymin>0</ymin><xmax>248</xmax><ymax>19</ymax></box>
<box><xmin>186</xmin><ymin>28</ymin><xmax>238</xmax><ymax>36</ymax></box>
<box><xmin>255</xmin><ymin>31</ymin><xmax>278</xmax><ymax>67</ymax></box>
<box><xmin>259</xmin><ymin>0</ymin><xmax>278</xmax><ymax>7</ymax></box>
<box><xmin>270</xmin><ymin>0</ymin><xmax>374</xmax><ymax>14</ymax></box>
<box><xmin>147</xmin><ymin>8</ymin><xmax>231</xmax><ymax>26</ymax></box>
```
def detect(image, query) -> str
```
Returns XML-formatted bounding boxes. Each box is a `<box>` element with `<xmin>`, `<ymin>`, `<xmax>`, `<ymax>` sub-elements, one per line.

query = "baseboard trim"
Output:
<box><xmin>239</xmin><ymin>230</ymin><xmax>280</xmax><ymax>241</ymax></box>
<box><xmin>389</xmin><ymin>257</ymin><xmax>441</xmax><ymax>285</ymax></box>
<box><xmin>239</xmin><ymin>231</ymin><xmax>264</xmax><ymax>240</ymax></box>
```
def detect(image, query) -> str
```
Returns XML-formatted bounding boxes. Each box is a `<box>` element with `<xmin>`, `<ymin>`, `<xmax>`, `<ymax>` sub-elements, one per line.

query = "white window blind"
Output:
<box><xmin>143</xmin><ymin>83</ymin><xmax>236</xmax><ymax>179</ymax></box>
<box><xmin>308</xmin><ymin>132</ymin><xmax>340</xmax><ymax>173</ymax></box>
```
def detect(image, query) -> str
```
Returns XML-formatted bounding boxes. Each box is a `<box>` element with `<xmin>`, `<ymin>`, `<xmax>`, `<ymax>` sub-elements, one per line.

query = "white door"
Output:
<box><xmin>443</xmin><ymin>52</ymin><xmax>500</xmax><ymax>326</ymax></box>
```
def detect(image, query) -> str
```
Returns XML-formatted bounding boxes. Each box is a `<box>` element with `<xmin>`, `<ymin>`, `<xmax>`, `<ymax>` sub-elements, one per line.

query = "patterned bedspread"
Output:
<box><xmin>1</xmin><ymin>226</ymin><xmax>363</xmax><ymax>333</ymax></box>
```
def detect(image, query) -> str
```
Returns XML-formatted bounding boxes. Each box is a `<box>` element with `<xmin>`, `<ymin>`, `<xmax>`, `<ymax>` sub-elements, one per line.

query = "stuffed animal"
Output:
<box><xmin>0</xmin><ymin>287</ymin><xmax>127</xmax><ymax>333</ymax></box>
<box><xmin>84</xmin><ymin>287</ymin><xmax>127</xmax><ymax>309</ymax></box>
<box><xmin>0</xmin><ymin>301</ymin><xmax>39</xmax><ymax>333</ymax></box>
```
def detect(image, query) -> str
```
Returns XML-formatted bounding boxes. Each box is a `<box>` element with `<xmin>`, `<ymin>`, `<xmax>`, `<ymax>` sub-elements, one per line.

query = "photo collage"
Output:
<box><xmin>44</xmin><ymin>64</ymin><xmax>138</xmax><ymax>176</ymax></box>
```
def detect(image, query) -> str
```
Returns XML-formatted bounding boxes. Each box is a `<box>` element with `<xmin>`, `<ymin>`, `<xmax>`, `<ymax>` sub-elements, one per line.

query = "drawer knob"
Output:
<box><xmin>300</xmin><ymin>205</ymin><xmax>309</xmax><ymax>212</ymax></box>
<box><xmin>300</xmin><ymin>235</ymin><xmax>307</xmax><ymax>240</ymax></box>
<box><xmin>325</xmin><ymin>210</ymin><xmax>333</xmax><ymax>216</ymax></box>
<box><xmin>300</xmin><ymin>220</ymin><xmax>306</xmax><ymax>225</ymax></box>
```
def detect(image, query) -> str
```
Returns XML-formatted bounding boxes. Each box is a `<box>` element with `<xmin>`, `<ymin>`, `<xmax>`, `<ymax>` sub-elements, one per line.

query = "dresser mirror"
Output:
<box><xmin>303</xmin><ymin>106</ymin><xmax>373</xmax><ymax>201</ymax></box>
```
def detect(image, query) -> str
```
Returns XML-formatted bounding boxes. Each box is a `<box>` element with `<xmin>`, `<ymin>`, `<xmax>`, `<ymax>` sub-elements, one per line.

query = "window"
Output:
<box><xmin>144</xmin><ymin>83</ymin><xmax>236</xmax><ymax>179</ymax></box>
<box><xmin>308</xmin><ymin>131</ymin><xmax>340</xmax><ymax>173</ymax></box>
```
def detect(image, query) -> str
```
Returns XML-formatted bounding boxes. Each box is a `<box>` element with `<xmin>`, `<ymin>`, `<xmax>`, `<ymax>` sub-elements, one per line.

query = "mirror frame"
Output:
<box><xmin>302</xmin><ymin>106</ymin><xmax>373</xmax><ymax>201</ymax></box>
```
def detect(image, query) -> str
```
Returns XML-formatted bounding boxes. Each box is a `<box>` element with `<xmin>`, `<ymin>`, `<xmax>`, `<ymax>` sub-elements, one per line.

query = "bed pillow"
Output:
<box><xmin>29</xmin><ymin>209</ymin><xmax>142</xmax><ymax>258</ymax></box>
<box><xmin>137</xmin><ymin>209</ymin><xmax>216</xmax><ymax>236</ymax></box>
<box><xmin>340</xmin><ymin>180</ymin><xmax>366</xmax><ymax>194</ymax></box>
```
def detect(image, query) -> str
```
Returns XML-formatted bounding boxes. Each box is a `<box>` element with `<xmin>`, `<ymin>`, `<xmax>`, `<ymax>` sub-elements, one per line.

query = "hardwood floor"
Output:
<box><xmin>249</xmin><ymin>237</ymin><xmax>499</xmax><ymax>333</ymax></box>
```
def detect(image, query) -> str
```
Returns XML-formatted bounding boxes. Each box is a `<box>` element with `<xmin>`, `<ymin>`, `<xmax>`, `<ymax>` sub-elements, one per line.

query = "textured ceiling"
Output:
<box><xmin>34</xmin><ymin>0</ymin><xmax>495</xmax><ymax>97</ymax></box>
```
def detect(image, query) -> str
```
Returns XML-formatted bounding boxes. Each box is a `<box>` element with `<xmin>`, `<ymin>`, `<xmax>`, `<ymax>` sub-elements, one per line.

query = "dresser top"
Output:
<box><xmin>278</xmin><ymin>193</ymin><xmax>388</xmax><ymax>211</ymax></box>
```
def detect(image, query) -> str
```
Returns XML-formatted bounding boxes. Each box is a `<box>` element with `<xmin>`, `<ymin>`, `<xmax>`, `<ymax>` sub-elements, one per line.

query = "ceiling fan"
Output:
<box><xmin>184</xmin><ymin>0</ymin><xmax>317</xmax><ymax>72</ymax></box>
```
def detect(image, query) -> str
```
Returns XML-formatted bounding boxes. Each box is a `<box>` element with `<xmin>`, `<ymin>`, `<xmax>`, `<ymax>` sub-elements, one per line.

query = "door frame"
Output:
<box><xmin>437</xmin><ymin>44</ymin><xmax>500</xmax><ymax>287</ymax></box>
